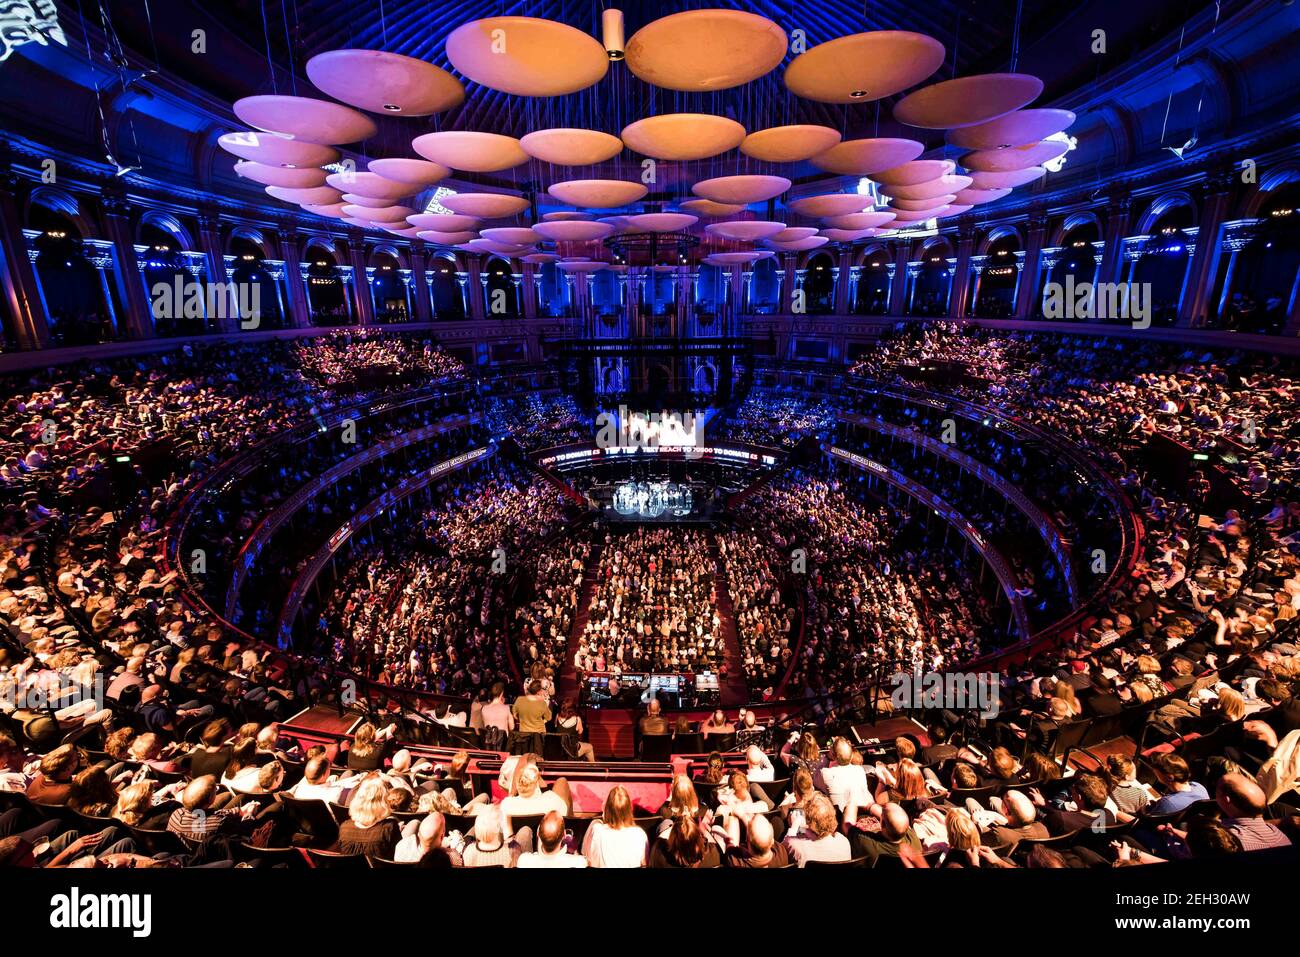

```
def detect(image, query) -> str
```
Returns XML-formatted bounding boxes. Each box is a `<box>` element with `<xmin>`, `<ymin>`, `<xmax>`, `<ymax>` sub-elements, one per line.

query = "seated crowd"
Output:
<box><xmin>576</xmin><ymin>526</ymin><xmax>722</xmax><ymax>675</ymax></box>
<box><xmin>0</xmin><ymin>322</ymin><xmax>1297</xmax><ymax>872</ymax></box>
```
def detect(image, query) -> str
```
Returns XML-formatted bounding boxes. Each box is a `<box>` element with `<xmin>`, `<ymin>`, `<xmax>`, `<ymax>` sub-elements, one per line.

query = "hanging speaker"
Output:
<box><xmin>603</xmin><ymin>9</ymin><xmax>625</xmax><ymax>60</ymax></box>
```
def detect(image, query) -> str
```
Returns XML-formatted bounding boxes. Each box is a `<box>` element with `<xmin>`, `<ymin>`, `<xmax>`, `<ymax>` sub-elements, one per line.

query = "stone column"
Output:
<box><xmin>1098</xmin><ymin>194</ymin><xmax>1133</xmax><ymax>287</ymax></box>
<box><xmin>81</xmin><ymin>239</ymin><xmax>120</xmax><ymax>337</ymax></box>
<box><xmin>365</xmin><ymin>266</ymin><xmax>379</xmax><ymax>320</ymax></box>
<box><xmin>780</xmin><ymin>253</ymin><xmax>798</xmax><ymax>314</ymax></box>
<box><xmin>1175</xmin><ymin>228</ymin><xmax>1200</xmax><ymax>322</ymax></box>
<box><xmin>195</xmin><ymin>212</ymin><xmax>237</xmax><ymax>332</ymax></box>
<box><xmin>1215</xmin><ymin>220</ymin><xmax>1261</xmax><ymax>317</ymax></box>
<box><xmin>949</xmin><ymin>224</ymin><xmax>975</xmax><ymax>319</ymax></box>
<box><xmin>0</xmin><ymin>175</ymin><xmax>49</xmax><ymax>348</ymax></box>
<box><xmin>298</xmin><ymin>262</ymin><xmax>315</xmax><ymax>324</ymax></box>
<box><xmin>180</xmin><ymin>251</ymin><xmax>213</xmax><ymax>331</ymax></box>
<box><xmin>967</xmin><ymin>255</ymin><xmax>989</xmax><ymax>316</ymax></box>
<box><xmin>905</xmin><ymin>261</ymin><xmax>922</xmax><ymax>313</ymax></box>
<box><xmin>889</xmin><ymin>243</ymin><xmax>910</xmax><ymax>315</ymax></box>
<box><xmin>456</xmin><ymin>272</ymin><xmax>470</xmax><ymax>317</ymax></box>
<box><xmin>220</xmin><ymin>255</ymin><xmax>244</xmax><ymax>325</ymax></box>
<box><xmin>19</xmin><ymin>228</ymin><xmax>53</xmax><ymax>334</ymax></box>
<box><xmin>398</xmin><ymin>268</ymin><xmax>414</xmax><ymax>322</ymax></box>
<box><xmin>408</xmin><ymin>241</ymin><xmax>433</xmax><ymax>323</ymax></box>
<box><xmin>466</xmin><ymin>255</ymin><xmax>486</xmax><ymax>322</ymax></box>
<box><xmin>262</xmin><ymin>259</ymin><xmax>289</xmax><ymax>327</ymax></box>
<box><xmin>1285</xmin><ymin>269</ymin><xmax>1300</xmax><ymax>336</ymax></box>
<box><xmin>1014</xmin><ymin>214</ymin><xmax>1048</xmax><ymax>319</ymax></box>
<box><xmin>101</xmin><ymin>196</ymin><xmax>153</xmax><ymax>339</ymax></box>
<box><xmin>337</xmin><ymin>265</ymin><xmax>357</xmax><ymax>322</ymax></box>
<box><xmin>345</xmin><ymin>232</ymin><xmax>374</xmax><ymax>325</ymax></box>
<box><xmin>520</xmin><ymin>262</ymin><xmax>538</xmax><ymax>319</ymax></box>
<box><xmin>833</xmin><ymin>247</ymin><xmax>852</xmax><ymax>313</ymax></box>
<box><xmin>277</xmin><ymin>229</ymin><xmax>312</xmax><ymax>327</ymax></box>
<box><xmin>1178</xmin><ymin>172</ymin><xmax>1234</xmax><ymax>328</ymax></box>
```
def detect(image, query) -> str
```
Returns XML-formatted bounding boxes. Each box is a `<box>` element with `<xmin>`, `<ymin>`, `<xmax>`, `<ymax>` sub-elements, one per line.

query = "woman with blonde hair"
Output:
<box><xmin>499</xmin><ymin>763</ymin><xmax>570</xmax><ymax>839</ymax></box>
<box><xmin>112</xmin><ymin>780</ymin><xmax>158</xmax><ymax>828</ymax></box>
<box><xmin>662</xmin><ymin>773</ymin><xmax>701</xmax><ymax>821</ymax></box>
<box><xmin>334</xmin><ymin>776</ymin><xmax>400</xmax><ymax>857</ymax></box>
<box><xmin>345</xmin><ymin>721</ymin><xmax>392</xmax><ymax>771</ymax></box>
<box><xmin>582</xmin><ymin>785</ymin><xmax>647</xmax><ymax>867</ymax></box>
<box><xmin>1052</xmin><ymin>681</ymin><xmax>1081</xmax><ymax>717</ymax></box>
<box><xmin>939</xmin><ymin>808</ymin><xmax>1010</xmax><ymax>868</ymax></box>
<box><xmin>1214</xmin><ymin>687</ymin><xmax>1246</xmax><ymax>723</ymax></box>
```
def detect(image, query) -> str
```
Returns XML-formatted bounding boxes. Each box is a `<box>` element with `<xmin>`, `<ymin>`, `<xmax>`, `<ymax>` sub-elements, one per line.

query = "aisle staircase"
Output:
<box><xmin>707</xmin><ymin>531</ymin><xmax>751</xmax><ymax>708</ymax></box>
<box><xmin>556</xmin><ymin>539</ymin><xmax>604</xmax><ymax>699</ymax></box>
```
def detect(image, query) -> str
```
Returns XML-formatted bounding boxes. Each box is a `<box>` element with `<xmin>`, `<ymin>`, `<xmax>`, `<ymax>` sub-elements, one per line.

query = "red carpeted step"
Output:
<box><xmin>556</xmin><ymin>541</ymin><xmax>604</xmax><ymax>700</ymax></box>
<box><xmin>708</xmin><ymin>532</ymin><xmax>751</xmax><ymax>708</ymax></box>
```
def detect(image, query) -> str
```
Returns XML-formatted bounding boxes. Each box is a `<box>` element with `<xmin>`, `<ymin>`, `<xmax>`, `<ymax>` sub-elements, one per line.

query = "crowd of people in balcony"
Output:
<box><xmin>320</xmin><ymin>468</ymin><xmax>576</xmax><ymax>696</ymax></box>
<box><xmin>726</xmin><ymin>388</ymin><xmax>837</xmax><ymax>449</ymax></box>
<box><xmin>0</xmin><ymin>323</ymin><xmax>1296</xmax><ymax>871</ymax></box>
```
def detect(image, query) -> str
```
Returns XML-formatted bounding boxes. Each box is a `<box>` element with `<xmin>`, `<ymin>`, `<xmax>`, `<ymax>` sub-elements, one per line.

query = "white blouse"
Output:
<box><xmin>582</xmin><ymin>820</ymin><xmax>648</xmax><ymax>868</ymax></box>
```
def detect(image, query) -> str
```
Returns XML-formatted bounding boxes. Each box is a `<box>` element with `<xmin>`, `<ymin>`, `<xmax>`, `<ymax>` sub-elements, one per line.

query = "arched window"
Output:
<box><xmin>854</xmin><ymin>253</ymin><xmax>890</xmax><ymax>315</ymax></box>
<box><xmin>1221</xmin><ymin>185</ymin><xmax>1300</xmax><ymax>334</ymax></box>
<box><xmin>28</xmin><ymin>204</ymin><xmax>113</xmax><ymax>345</ymax></box>
<box><xmin>138</xmin><ymin>223</ymin><xmax>208</xmax><ymax>337</ymax></box>
<box><xmin>911</xmin><ymin>244</ymin><xmax>953</xmax><ymax>317</ymax></box>
<box><xmin>975</xmin><ymin>235</ymin><xmax>1021</xmax><ymax>318</ymax></box>
<box><xmin>803</xmin><ymin>252</ymin><xmax>835</xmax><ymax>313</ymax></box>
<box><xmin>482</xmin><ymin>257</ymin><xmax>518</xmax><ymax>318</ymax></box>
<box><xmin>695</xmin><ymin>263</ymin><xmax>726</xmax><ymax>315</ymax></box>
<box><xmin>649</xmin><ymin>267</ymin><xmax>676</xmax><ymax>317</ymax></box>
<box><xmin>305</xmin><ymin>246</ymin><xmax>348</xmax><ymax>325</ymax></box>
<box><xmin>229</xmin><ymin>236</ymin><xmax>285</xmax><ymax>330</ymax></box>
<box><xmin>370</xmin><ymin>252</ymin><xmax>408</xmax><ymax>323</ymax></box>
<box><xmin>1135</xmin><ymin>206</ymin><xmax>1194</xmax><ymax>327</ymax></box>
<box><xmin>750</xmin><ymin>257</ymin><xmax>779</xmax><ymax>314</ymax></box>
<box><xmin>591</xmin><ymin>267</ymin><xmax>621</xmax><ymax>321</ymax></box>
<box><xmin>429</xmin><ymin>256</ymin><xmax>463</xmax><ymax>320</ymax></box>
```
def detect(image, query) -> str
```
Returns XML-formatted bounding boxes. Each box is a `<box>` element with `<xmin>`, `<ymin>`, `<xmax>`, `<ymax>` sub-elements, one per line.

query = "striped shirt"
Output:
<box><xmin>1224</xmin><ymin>817</ymin><xmax>1292</xmax><ymax>852</ymax></box>
<box><xmin>167</xmin><ymin>806</ymin><xmax>237</xmax><ymax>841</ymax></box>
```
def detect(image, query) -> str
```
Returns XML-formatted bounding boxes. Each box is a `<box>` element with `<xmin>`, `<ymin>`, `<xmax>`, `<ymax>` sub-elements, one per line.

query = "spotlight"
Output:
<box><xmin>850</xmin><ymin>90</ymin><xmax>869</xmax><ymax>98</ymax></box>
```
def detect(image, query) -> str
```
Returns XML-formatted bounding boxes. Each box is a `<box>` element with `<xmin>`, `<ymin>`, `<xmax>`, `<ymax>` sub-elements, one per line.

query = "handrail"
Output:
<box><xmin>273</xmin><ymin>444</ymin><xmax>497</xmax><ymax>648</ymax></box>
<box><xmin>825</xmin><ymin>443</ymin><xmax>1033</xmax><ymax>640</ymax></box>
<box><xmin>838</xmin><ymin>410</ymin><xmax>1080</xmax><ymax>605</ymax></box>
<box><xmin>847</xmin><ymin>375</ymin><xmax>1144</xmax><ymax>622</ymax></box>
<box><xmin>223</xmin><ymin>413</ymin><xmax>478</xmax><ymax>619</ymax></box>
<box><xmin>165</xmin><ymin>383</ymin><xmax>472</xmax><ymax>631</ymax></box>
